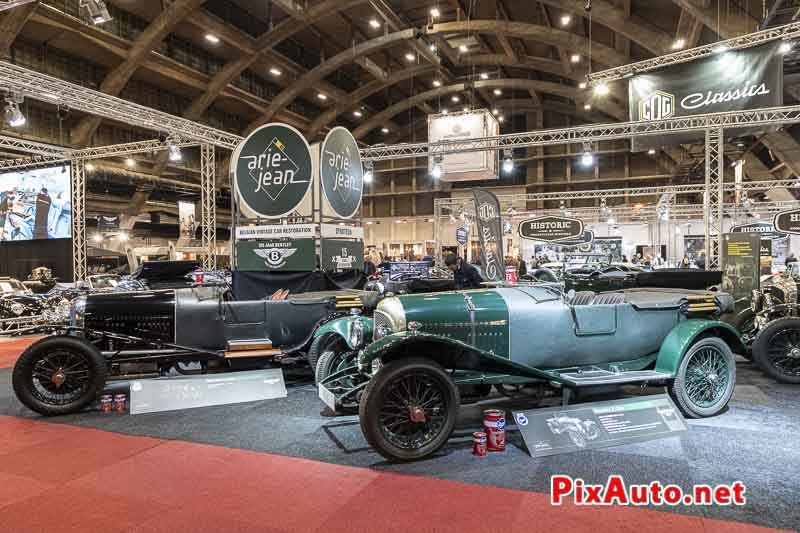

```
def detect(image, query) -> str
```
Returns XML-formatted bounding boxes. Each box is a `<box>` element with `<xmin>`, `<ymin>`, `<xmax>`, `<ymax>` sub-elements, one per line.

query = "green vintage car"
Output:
<box><xmin>317</xmin><ymin>285</ymin><xmax>742</xmax><ymax>462</ymax></box>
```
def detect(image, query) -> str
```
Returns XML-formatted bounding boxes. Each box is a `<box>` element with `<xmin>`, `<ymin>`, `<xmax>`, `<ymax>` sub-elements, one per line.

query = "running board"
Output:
<box><xmin>556</xmin><ymin>369</ymin><xmax>672</xmax><ymax>386</ymax></box>
<box><xmin>227</xmin><ymin>339</ymin><xmax>273</xmax><ymax>351</ymax></box>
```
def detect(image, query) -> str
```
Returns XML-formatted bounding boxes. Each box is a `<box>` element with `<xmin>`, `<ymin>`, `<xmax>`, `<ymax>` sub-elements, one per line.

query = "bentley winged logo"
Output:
<box><xmin>254</xmin><ymin>247</ymin><xmax>297</xmax><ymax>269</ymax></box>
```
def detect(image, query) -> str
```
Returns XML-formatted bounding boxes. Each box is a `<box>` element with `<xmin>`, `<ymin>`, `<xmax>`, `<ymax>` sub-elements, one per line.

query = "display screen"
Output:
<box><xmin>0</xmin><ymin>166</ymin><xmax>71</xmax><ymax>241</ymax></box>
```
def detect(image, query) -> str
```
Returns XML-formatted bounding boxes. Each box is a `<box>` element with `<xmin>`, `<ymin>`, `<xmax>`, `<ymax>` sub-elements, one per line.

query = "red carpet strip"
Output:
<box><xmin>0</xmin><ymin>336</ymin><xmax>38</xmax><ymax>369</ymax></box>
<box><xmin>0</xmin><ymin>415</ymin><xmax>790</xmax><ymax>533</ymax></box>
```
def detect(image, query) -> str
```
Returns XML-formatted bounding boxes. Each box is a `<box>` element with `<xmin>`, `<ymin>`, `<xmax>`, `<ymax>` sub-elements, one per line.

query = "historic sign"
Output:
<box><xmin>233</xmin><ymin>123</ymin><xmax>313</xmax><ymax>218</ymax></box>
<box><xmin>456</xmin><ymin>226</ymin><xmax>469</xmax><ymax>245</ymax></box>
<box><xmin>518</xmin><ymin>215</ymin><xmax>584</xmax><ymax>243</ymax></box>
<box><xmin>472</xmin><ymin>189</ymin><xmax>505</xmax><ymax>281</ymax></box>
<box><xmin>730</xmin><ymin>221</ymin><xmax>786</xmax><ymax>241</ymax></box>
<box><xmin>555</xmin><ymin>230</ymin><xmax>594</xmax><ymax>247</ymax></box>
<box><xmin>320</xmin><ymin>239</ymin><xmax>364</xmax><ymax>272</ymax></box>
<box><xmin>235</xmin><ymin>223</ymin><xmax>316</xmax><ymax>240</ymax></box>
<box><xmin>320</xmin><ymin>127</ymin><xmax>363</xmax><ymax>219</ymax></box>
<box><xmin>236</xmin><ymin>239</ymin><xmax>315</xmax><ymax>272</ymax></box>
<box><xmin>514</xmin><ymin>395</ymin><xmax>687</xmax><ymax>458</ymax></box>
<box><xmin>774</xmin><ymin>208</ymin><xmax>800</xmax><ymax>235</ymax></box>
<box><xmin>320</xmin><ymin>223</ymin><xmax>364</xmax><ymax>240</ymax></box>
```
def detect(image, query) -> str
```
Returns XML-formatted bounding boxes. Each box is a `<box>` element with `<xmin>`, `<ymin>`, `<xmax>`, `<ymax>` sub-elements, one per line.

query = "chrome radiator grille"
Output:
<box><xmin>373</xmin><ymin>310</ymin><xmax>393</xmax><ymax>340</ymax></box>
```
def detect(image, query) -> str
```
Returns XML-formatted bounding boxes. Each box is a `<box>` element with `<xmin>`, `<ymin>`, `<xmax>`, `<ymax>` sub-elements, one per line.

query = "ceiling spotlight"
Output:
<box><xmin>560</xmin><ymin>14</ymin><xmax>572</xmax><ymax>26</ymax></box>
<box><xmin>492</xmin><ymin>108</ymin><xmax>499</xmax><ymax>115</ymax></box>
<box><xmin>353</xmin><ymin>110</ymin><xmax>363</xmax><ymax>117</ymax></box>
<box><xmin>433</xmin><ymin>79</ymin><xmax>442</xmax><ymax>87</ymax></box>
<box><xmin>647</xmin><ymin>148</ymin><xmax>656</xmax><ymax>155</ymax></box>
<box><xmin>363</xmin><ymin>160</ymin><xmax>374</xmax><ymax>183</ymax></box>
<box><xmin>431</xmin><ymin>154</ymin><xmax>444</xmax><ymax>179</ymax></box>
<box><xmin>493</xmin><ymin>89</ymin><xmax>502</xmax><ymax>96</ymax></box>
<box><xmin>779</xmin><ymin>40</ymin><xmax>793</xmax><ymax>54</ymax></box>
<box><xmin>430</xmin><ymin>7</ymin><xmax>440</xmax><ymax>18</ymax></box>
<box><xmin>498</xmin><ymin>116</ymin><xmax>504</xmax><ymax>123</ymax></box>
<box><xmin>369</xmin><ymin>19</ymin><xmax>381</xmax><ymax>28</ymax></box>
<box><xmin>583</xmin><ymin>103</ymin><xmax>591</xmax><ymax>111</ymax></box>
<box><xmin>502</xmin><ymin>149</ymin><xmax>514</xmax><ymax>174</ymax></box>
<box><xmin>429</xmin><ymin>43</ymin><xmax>437</xmax><ymax>52</ymax></box>
<box><xmin>80</xmin><ymin>0</ymin><xmax>112</xmax><ymax>25</ymax></box>
<box><xmin>458</xmin><ymin>44</ymin><xmax>469</xmax><ymax>53</ymax></box>
<box><xmin>269</xmin><ymin>67</ymin><xmax>282</xmax><ymax>76</ymax></box>
<box><xmin>441</xmin><ymin>108</ymin><xmax>448</xmax><ymax>115</ymax></box>
<box><xmin>4</xmin><ymin>100</ymin><xmax>25</xmax><ymax>128</ymax></box>
<box><xmin>317</xmin><ymin>93</ymin><xmax>328</xmax><ymax>100</ymax></box>
<box><xmin>570</xmin><ymin>54</ymin><xmax>580</xmax><ymax>63</ymax></box>
<box><xmin>712</xmin><ymin>43</ymin><xmax>729</xmax><ymax>54</ymax></box>
<box><xmin>86</xmin><ymin>163</ymin><xmax>95</xmax><ymax>171</ymax></box>
<box><xmin>205</xmin><ymin>34</ymin><xmax>220</xmax><ymax>44</ymax></box>
<box><xmin>578</xmin><ymin>81</ymin><xmax>587</xmax><ymax>89</ymax></box>
<box><xmin>117</xmin><ymin>232</ymin><xmax>129</xmax><ymax>242</ymax></box>
<box><xmin>92</xmin><ymin>234</ymin><xmax>103</xmax><ymax>243</ymax></box>
<box><xmin>125</xmin><ymin>158</ymin><xmax>135</xmax><ymax>167</ymax></box>
<box><xmin>480</xmin><ymin>72</ymin><xmax>489</xmax><ymax>79</ymax></box>
<box><xmin>672</xmin><ymin>38</ymin><xmax>685</xmax><ymax>50</ymax></box>
<box><xmin>405</xmin><ymin>52</ymin><xmax>416</xmax><ymax>61</ymax></box>
<box><xmin>451</xmin><ymin>95</ymin><xmax>460</xmax><ymax>102</ymax></box>
<box><xmin>168</xmin><ymin>143</ymin><xmax>182</xmax><ymax>162</ymax></box>
<box><xmin>580</xmin><ymin>144</ymin><xmax>594</xmax><ymax>167</ymax></box>
<box><xmin>381</xmin><ymin>127</ymin><xmax>389</xmax><ymax>133</ymax></box>
<box><xmin>606</xmin><ymin>216</ymin><xmax>616</xmax><ymax>225</ymax></box>
<box><xmin>594</xmin><ymin>83</ymin><xmax>610</xmax><ymax>96</ymax></box>
<box><xmin>462</xmin><ymin>107</ymin><xmax>469</xmax><ymax>113</ymax></box>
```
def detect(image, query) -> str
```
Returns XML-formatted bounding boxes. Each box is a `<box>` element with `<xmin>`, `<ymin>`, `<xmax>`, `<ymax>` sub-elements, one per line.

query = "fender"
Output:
<box><xmin>313</xmin><ymin>315</ymin><xmax>373</xmax><ymax>350</ymax></box>
<box><xmin>359</xmin><ymin>331</ymin><xmax>554</xmax><ymax>381</ymax></box>
<box><xmin>655</xmin><ymin>319</ymin><xmax>745</xmax><ymax>376</ymax></box>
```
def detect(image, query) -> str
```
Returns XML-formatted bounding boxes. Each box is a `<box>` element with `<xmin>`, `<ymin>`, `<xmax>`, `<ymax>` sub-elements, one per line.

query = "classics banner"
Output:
<box><xmin>628</xmin><ymin>42</ymin><xmax>783</xmax><ymax>149</ymax></box>
<box><xmin>472</xmin><ymin>188</ymin><xmax>505</xmax><ymax>281</ymax></box>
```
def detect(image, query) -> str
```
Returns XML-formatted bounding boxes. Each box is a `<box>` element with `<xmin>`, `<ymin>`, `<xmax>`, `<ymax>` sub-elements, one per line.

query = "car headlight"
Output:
<box><xmin>349</xmin><ymin>320</ymin><xmax>365</xmax><ymax>348</ymax></box>
<box><xmin>9</xmin><ymin>302</ymin><xmax>25</xmax><ymax>316</ymax></box>
<box><xmin>70</xmin><ymin>296</ymin><xmax>87</xmax><ymax>328</ymax></box>
<box><xmin>751</xmin><ymin>290</ymin><xmax>762</xmax><ymax>313</ymax></box>
<box><xmin>371</xmin><ymin>358</ymin><xmax>383</xmax><ymax>376</ymax></box>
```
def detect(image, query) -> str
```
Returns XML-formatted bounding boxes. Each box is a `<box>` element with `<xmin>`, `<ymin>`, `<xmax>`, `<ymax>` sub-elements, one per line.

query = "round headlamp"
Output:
<box><xmin>70</xmin><ymin>296</ymin><xmax>87</xmax><ymax>328</ymax></box>
<box><xmin>9</xmin><ymin>302</ymin><xmax>25</xmax><ymax>316</ymax></box>
<box><xmin>751</xmin><ymin>290</ymin><xmax>762</xmax><ymax>313</ymax></box>
<box><xmin>349</xmin><ymin>320</ymin><xmax>365</xmax><ymax>348</ymax></box>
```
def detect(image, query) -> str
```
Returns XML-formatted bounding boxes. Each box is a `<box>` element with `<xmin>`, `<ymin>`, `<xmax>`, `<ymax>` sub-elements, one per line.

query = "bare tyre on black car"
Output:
<box><xmin>12</xmin><ymin>336</ymin><xmax>107</xmax><ymax>416</ymax></box>
<box><xmin>359</xmin><ymin>358</ymin><xmax>460</xmax><ymax>462</ymax></box>
<box><xmin>752</xmin><ymin>317</ymin><xmax>800</xmax><ymax>384</ymax></box>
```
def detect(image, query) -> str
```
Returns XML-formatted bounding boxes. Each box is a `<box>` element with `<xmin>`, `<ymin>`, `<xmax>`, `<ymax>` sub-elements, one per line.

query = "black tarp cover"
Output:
<box><xmin>232</xmin><ymin>270</ymin><xmax>365</xmax><ymax>300</ymax></box>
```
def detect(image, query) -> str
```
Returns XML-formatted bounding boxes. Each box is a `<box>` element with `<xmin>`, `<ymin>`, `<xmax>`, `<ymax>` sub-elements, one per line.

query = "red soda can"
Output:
<box><xmin>483</xmin><ymin>409</ymin><xmax>506</xmax><ymax>452</ymax></box>
<box><xmin>100</xmin><ymin>394</ymin><xmax>112</xmax><ymax>413</ymax></box>
<box><xmin>113</xmin><ymin>394</ymin><xmax>127</xmax><ymax>413</ymax></box>
<box><xmin>505</xmin><ymin>266</ymin><xmax>517</xmax><ymax>283</ymax></box>
<box><xmin>473</xmin><ymin>432</ymin><xmax>487</xmax><ymax>457</ymax></box>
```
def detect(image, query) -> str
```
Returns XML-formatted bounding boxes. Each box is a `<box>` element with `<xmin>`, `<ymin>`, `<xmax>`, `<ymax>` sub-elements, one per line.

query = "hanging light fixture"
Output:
<box><xmin>80</xmin><ymin>0</ymin><xmax>112</xmax><ymax>25</ymax></box>
<box><xmin>4</xmin><ymin>95</ymin><xmax>25</xmax><ymax>128</ymax></box>
<box><xmin>580</xmin><ymin>143</ymin><xmax>594</xmax><ymax>167</ymax></box>
<box><xmin>363</xmin><ymin>160</ymin><xmax>374</xmax><ymax>183</ymax></box>
<box><xmin>502</xmin><ymin>149</ymin><xmax>514</xmax><ymax>174</ymax></box>
<box><xmin>431</xmin><ymin>154</ymin><xmax>444</xmax><ymax>179</ymax></box>
<box><xmin>168</xmin><ymin>142</ymin><xmax>182</xmax><ymax>162</ymax></box>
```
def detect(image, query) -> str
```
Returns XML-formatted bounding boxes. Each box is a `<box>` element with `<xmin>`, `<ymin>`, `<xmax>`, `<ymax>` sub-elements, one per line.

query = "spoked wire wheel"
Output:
<box><xmin>29</xmin><ymin>349</ymin><xmax>92</xmax><ymax>406</ymax></box>
<box><xmin>360</xmin><ymin>358</ymin><xmax>459</xmax><ymax>462</ymax></box>
<box><xmin>669</xmin><ymin>337</ymin><xmax>735</xmax><ymax>418</ymax></box>
<box><xmin>753</xmin><ymin>317</ymin><xmax>800</xmax><ymax>384</ymax></box>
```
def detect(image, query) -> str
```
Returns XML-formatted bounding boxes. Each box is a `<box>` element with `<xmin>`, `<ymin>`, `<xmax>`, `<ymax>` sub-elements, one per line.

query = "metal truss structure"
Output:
<box><xmin>0</xmin><ymin>134</ymin><xmax>68</xmax><ymax>157</ymax></box>
<box><xmin>360</xmin><ymin>105</ymin><xmax>800</xmax><ymax>161</ymax></box>
<box><xmin>0</xmin><ymin>138</ymin><xmax>198</xmax><ymax>170</ymax></box>
<box><xmin>704</xmin><ymin>129</ymin><xmax>724</xmax><ymax>269</ymax></box>
<box><xmin>200</xmin><ymin>144</ymin><xmax>216</xmax><ymax>270</ymax></box>
<box><xmin>0</xmin><ymin>315</ymin><xmax>44</xmax><ymax>336</ymax></box>
<box><xmin>587</xmin><ymin>22</ymin><xmax>800</xmax><ymax>85</ymax></box>
<box><xmin>0</xmin><ymin>61</ymin><xmax>243</xmax><ymax>150</ymax></box>
<box><xmin>71</xmin><ymin>158</ymin><xmax>87</xmax><ymax>281</ymax></box>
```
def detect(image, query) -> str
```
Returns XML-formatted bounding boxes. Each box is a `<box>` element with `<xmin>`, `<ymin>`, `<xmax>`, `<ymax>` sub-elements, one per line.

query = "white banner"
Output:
<box><xmin>178</xmin><ymin>201</ymin><xmax>196</xmax><ymax>240</ymax></box>
<box><xmin>236</xmin><ymin>223</ymin><xmax>317</xmax><ymax>240</ymax></box>
<box><xmin>320</xmin><ymin>223</ymin><xmax>364</xmax><ymax>240</ymax></box>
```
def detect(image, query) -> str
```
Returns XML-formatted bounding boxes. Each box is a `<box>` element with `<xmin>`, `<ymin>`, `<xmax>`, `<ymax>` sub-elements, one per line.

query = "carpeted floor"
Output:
<box><xmin>0</xmin><ymin>337</ymin><xmax>799</xmax><ymax>531</ymax></box>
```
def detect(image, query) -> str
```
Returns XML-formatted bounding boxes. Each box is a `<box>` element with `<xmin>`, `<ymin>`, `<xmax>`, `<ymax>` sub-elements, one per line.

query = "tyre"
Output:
<box><xmin>669</xmin><ymin>337</ymin><xmax>735</xmax><ymax>418</ymax></box>
<box><xmin>12</xmin><ymin>336</ymin><xmax>107</xmax><ymax>416</ymax></box>
<box><xmin>751</xmin><ymin>317</ymin><xmax>800</xmax><ymax>384</ymax></box>
<box><xmin>315</xmin><ymin>350</ymin><xmax>340</xmax><ymax>385</ymax></box>
<box><xmin>307</xmin><ymin>333</ymin><xmax>345</xmax><ymax>378</ymax></box>
<box><xmin>359</xmin><ymin>357</ymin><xmax>460</xmax><ymax>462</ymax></box>
<box><xmin>732</xmin><ymin>308</ymin><xmax>756</xmax><ymax>360</ymax></box>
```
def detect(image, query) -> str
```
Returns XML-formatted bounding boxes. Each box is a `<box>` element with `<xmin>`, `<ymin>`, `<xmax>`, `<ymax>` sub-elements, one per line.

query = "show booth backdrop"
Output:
<box><xmin>229</xmin><ymin>124</ymin><xmax>365</xmax><ymax>297</ymax></box>
<box><xmin>0</xmin><ymin>165</ymin><xmax>73</xmax><ymax>280</ymax></box>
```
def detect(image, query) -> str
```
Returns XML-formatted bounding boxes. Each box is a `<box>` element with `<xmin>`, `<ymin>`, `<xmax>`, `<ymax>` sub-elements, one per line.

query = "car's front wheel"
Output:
<box><xmin>669</xmin><ymin>337</ymin><xmax>735</xmax><ymax>418</ymax></box>
<box><xmin>751</xmin><ymin>317</ymin><xmax>800</xmax><ymax>384</ymax></box>
<box><xmin>308</xmin><ymin>333</ymin><xmax>346</xmax><ymax>381</ymax></box>
<box><xmin>359</xmin><ymin>358</ymin><xmax>459</xmax><ymax>462</ymax></box>
<box><xmin>12</xmin><ymin>336</ymin><xmax>107</xmax><ymax>416</ymax></box>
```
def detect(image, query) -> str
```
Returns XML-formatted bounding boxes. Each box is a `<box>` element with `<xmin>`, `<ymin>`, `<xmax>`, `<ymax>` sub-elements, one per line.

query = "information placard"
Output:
<box><xmin>320</xmin><ymin>239</ymin><xmax>364</xmax><ymax>272</ymax></box>
<box><xmin>513</xmin><ymin>395</ymin><xmax>687</xmax><ymax>457</ymax></box>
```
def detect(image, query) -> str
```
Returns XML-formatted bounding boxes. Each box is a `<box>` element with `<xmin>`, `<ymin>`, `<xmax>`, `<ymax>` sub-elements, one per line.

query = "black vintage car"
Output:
<box><xmin>12</xmin><ymin>285</ymin><xmax>370</xmax><ymax>415</ymax></box>
<box><xmin>565</xmin><ymin>266</ymin><xmax>722</xmax><ymax>293</ymax></box>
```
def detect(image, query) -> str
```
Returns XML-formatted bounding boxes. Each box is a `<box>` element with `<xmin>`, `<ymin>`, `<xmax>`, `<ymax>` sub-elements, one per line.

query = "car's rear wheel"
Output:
<box><xmin>308</xmin><ymin>333</ymin><xmax>345</xmax><ymax>380</ymax></box>
<box><xmin>360</xmin><ymin>358</ymin><xmax>459</xmax><ymax>462</ymax></box>
<box><xmin>12</xmin><ymin>336</ymin><xmax>106</xmax><ymax>416</ymax></box>
<box><xmin>669</xmin><ymin>337</ymin><xmax>735</xmax><ymax>418</ymax></box>
<box><xmin>752</xmin><ymin>317</ymin><xmax>800</xmax><ymax>384</ymax></box>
